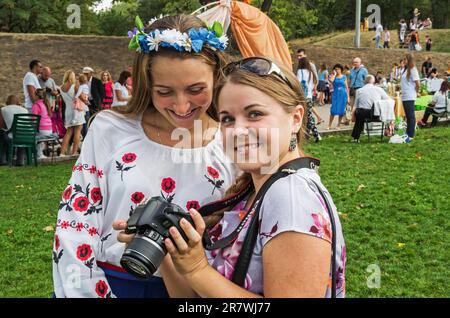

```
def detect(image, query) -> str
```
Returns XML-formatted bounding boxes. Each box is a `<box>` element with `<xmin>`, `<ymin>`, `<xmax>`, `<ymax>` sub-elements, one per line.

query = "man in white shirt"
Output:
<box><xmin>0</xmin><ymin>95</ymin><xmax>28</xmax><ymax>165</ymax></box>
<box><xmin>426</xmin><ymin>69</ymin><xmax>444</xmax><ymax>94</ymax></box>
<box><xmin>23</xmin><ymin>60</ymin><xmax>43</xmax><ymax>112</ymax></box>
<box><xmin>351</xmin><ymin>75</ymin><xmax>392</xmax><ymax>142</ymax></box>
<box><xmin>375</xmin><ymin>23</ymin><xmax>384</xmax><ymax>49</ymax></box>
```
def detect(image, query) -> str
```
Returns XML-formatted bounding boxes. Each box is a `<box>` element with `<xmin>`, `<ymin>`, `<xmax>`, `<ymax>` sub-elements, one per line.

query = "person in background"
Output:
<box><xmin>401</xmin><ymin>54</ymin><xmax>420</xmax><ymax>142</ymax></box>
<box><xmin>297</xmin><ymin>49</ymin><xmax>318</xmax><ymax>79</ymax></box>
<box><xmin>111</xmin><ymin>71</ymin><xmax>132</xmax><ymax>108</ymax></box>
<box><xmin>126</xmin><ymin>66</ymin><xmax>133</xmax><ymax>95</ymax></box>
<box><xmin>399</xmin><ymin>19</ymin><xmax>407</xmax><ymax>46</ymax></box>
<box><xmin>81</xmin><ymin>67</ymin><xmax>105</xmax><ymax>137</ymax></box>
<box><xmin>375</xmin><ymin>23</ymin><xmax>383</xmax><ymax>49</ymax></box>
<box><xmin>425</xmin><ymin>35</ymin><xmax>432</xmax><ymax>52</ymax></box>
<box><xmin>59</xmin><ymin>70</ymin><xmax>84</xmax><ymax>156</ymax></box>
<box><xmin>328</xmin><ymin>64</ymin><xmax>349</xmax><ymax>130</ymax></box>
<box><xmin>383</xmin><ymin>27</ymin><xmax>391</xmax><ymax>49</ymax></box>
<box><xmin>421</xmin><ymin>57</ymin><xmax>433</xmax><ymax>78</ymax></box>
<box><xmin>32</xmin><ymin>89</ymin><xmax>54</xmax><ymax>159</ymax></box>
<box><xmin>349</xmin><ymin>57</ymin><xmax>368</xmax><ymax>107</ymax></box>
<box><xmin>351</xmin><ymin>75</ymin><xmax>392</xmax><ymax>142</ymax></box>
<box><xmin>101</xmin><ymin>71</ymin><xmax>114</xmax><ymax>109</ymax></box>
<box><xmin>23</xmin><ymin>59</ymin><xmax>43</xmax><ymax>112</ymax></box>
<box><xmin>426</xmin><ymin>69</ymin><xmax>444</xmax><ymax>95</ymax></box>
<box><xmin>409</xmin><ymin>30</ymin><xmax>420</xmax><ymax>51</ymax></box>
<box><xmin>317</xmin><ymin>64</ymin><xmax>329</xmax><ymax>106</ymax></box>
<box><xmin>39</xmin><ymin>67</ymin><xmax>59</xmax><ymax>110</ymax></box>
<box><xmin>297</xmin><ymin>57</ymin><xmax>322</xmax><ymax>142</ymax></box>
<box><xmin>418</xmin><ymin>80</ymin><xmax>449</xmax><ymax>128</ymax></box>
<box><xmin>0</xmin><ymin>95</ymin><xmax>28</xmax><ymax>165</ymax></box>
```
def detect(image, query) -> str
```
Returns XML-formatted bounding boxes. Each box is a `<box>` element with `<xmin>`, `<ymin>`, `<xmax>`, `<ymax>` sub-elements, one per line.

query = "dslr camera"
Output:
<box><xmin>120</xmin><ymin>196</ymin><xmax>194</xmax><ymax>279</ymax></box>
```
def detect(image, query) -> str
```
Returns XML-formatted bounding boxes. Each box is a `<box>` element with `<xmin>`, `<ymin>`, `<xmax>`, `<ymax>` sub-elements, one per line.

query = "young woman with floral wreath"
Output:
<box><xmin>116</xmin><ymin>57</ymin><xmax>347</xmax><ymax>297</ymax></box>
<box><xmin>52</xmin><ymin>14</ymin><xmax>236</xmax><ymax>298</ymax></box>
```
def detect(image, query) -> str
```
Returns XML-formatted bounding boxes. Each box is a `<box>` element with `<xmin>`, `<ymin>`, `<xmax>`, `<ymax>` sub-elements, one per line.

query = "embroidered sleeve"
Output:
<box><xmin>52</xmin><ymin>122</ymin><xmax>114</xmax><ymax>298</ymax></box>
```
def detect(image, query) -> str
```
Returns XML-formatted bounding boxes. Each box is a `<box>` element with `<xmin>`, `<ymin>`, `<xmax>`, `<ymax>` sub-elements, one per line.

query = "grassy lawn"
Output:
<box><xmin>0</xmin><ymin>126</ymin><xmax>449</xmax><ymax>297</ymax></box>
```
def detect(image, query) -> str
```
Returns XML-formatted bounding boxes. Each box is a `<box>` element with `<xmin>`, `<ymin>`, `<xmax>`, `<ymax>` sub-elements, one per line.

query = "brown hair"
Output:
<box><xmin>101</xmin><ymin>70</ymin><xmax>113</xmax><ymax>83</ymax></box>
<box><xmin>117</xmin><ymin>70</ymin><xmax>132</xmax><ymax>86</ymax></box>
<box><xmin>119</xmin><ymin>14</ymin><xmax>228</xmax><ymax>120</ymax></box>
<box><xmin>5</xmin><ymin>95</ymin><xmax>20</xmax><ymax>106</ymax></box>
<box><xmin>440</xmin><ymin>80</ymin><xmax>449</xmax><ymax>94</ymax></box>
<box><xmin>35</xmin><ymin>89</ymin><xmax>52</xmax><ymax>116</ymax></box>
<box><xmin>297</xmin><ymin>57</ymin><xmax>317</xmax><ymax>84</ymax></box>
<box><xmin>214</xmin><ymin>58</ymin><xmax>308</xmax><ymax>195</ymax></box>
<box><xmin>78</xmin><ymin>74</ymin><xmax>87</xmax><ymax>85</ymax></box>
<box><xmin>405</xmin><ymin>54</ymin><xmax>415</xmax><ymax>81</ymax></box>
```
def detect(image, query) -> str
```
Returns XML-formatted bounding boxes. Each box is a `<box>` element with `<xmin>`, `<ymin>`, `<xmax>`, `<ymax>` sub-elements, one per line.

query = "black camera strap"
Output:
<box><xmin>202</xmin><ymin>157</ymin><xmax>320</xmax><ymax>252</ymax></box>
<box><xmin>201</xmin><ymin>157</ymin><xmax>338</xmax><ymax>297</ymax></box>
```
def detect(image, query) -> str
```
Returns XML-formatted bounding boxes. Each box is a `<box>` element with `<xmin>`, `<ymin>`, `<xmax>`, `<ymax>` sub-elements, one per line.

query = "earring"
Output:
<box><xmin>289</xmin><ymin>133</ymin><xmax>298</xmax><ymax>152</ymax></box>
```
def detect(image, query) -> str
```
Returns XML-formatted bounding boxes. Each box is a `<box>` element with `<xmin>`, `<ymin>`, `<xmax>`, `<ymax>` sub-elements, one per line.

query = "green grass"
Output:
<box><xmin>1</xmin><ymin>126</ymin><xmax>449</xmax><ymax>297</ymax></box>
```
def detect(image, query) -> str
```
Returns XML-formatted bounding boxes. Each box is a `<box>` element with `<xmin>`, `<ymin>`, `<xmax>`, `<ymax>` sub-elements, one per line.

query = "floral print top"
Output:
<box><xmin>53</xmin><ymin>110</ymin><xmax>237</xmax><ymax>298</ymax></box>
<box><xmin>205</xmin><ymin>168</ymin><xmax>346</xmax><ymax>297</ymax></box>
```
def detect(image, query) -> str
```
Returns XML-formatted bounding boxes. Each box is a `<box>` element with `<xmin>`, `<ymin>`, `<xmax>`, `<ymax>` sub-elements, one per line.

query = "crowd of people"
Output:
<box><xmin>294</xmin><ymin>48</ymin><xmax>450</xmax><ymax>144</ymax></box>
<box><xmin>369</xmin><ymin>8</ymin><xmax>434</xmax><ymax>51</ymax></box>
<box><xmin>0</xmin><ymin>61</ymin><xmax>133</xmax><ymax>165</ymax></box>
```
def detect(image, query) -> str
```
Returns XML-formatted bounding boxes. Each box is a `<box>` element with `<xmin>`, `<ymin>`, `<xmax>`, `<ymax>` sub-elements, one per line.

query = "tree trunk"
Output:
<box><xmin>261</xmin><ymin>0</ymin><xmax>273</xmax><ymax>13</ymax></box>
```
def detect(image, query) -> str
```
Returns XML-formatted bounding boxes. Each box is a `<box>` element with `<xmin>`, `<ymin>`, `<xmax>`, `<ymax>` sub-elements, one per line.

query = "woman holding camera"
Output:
<box><xmin>116</xmin><ymin>57</ymin><xmax>347</xmax><ymax>297</ymax></box>
<box><xmin>52</xmin><ymin>15</ymin><xmax>236</xmax><ymax>298</ymax></box>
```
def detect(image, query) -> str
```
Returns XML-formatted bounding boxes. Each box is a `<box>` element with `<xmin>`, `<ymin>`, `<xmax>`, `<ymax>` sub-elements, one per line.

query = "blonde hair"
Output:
<box><xmin>62</xmin><ymin>70</ymin><xmax>76</xmax><ymax>86</ymax></box>
<box><xmin>214</xmin><ymin>58</ymin><xmax>308</xmax><ymax>195</ymax></box>
<box><xmin>101</xmin><ymin>70</ymin><xmax>113</xmax><ymax>83</ymax></box>
<box><xmin>118</xmin><ymin>14</ymin><xmax>228</xmax><ymax>120</ymax></box>
<box><xmin>78</xmin><ymin>74</ymin><xmax>87</xmax><ymax>85</ymax></box>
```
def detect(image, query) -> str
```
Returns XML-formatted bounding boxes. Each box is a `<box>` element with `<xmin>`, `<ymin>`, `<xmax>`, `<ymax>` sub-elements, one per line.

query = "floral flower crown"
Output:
<box><xmin>128</xmin><ymin>16</ymin><xmax>228</xmax><ymax>54</ymax></box>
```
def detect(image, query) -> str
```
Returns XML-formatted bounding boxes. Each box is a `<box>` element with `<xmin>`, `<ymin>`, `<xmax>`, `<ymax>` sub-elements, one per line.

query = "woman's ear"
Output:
<box><xmin>292</xmin><ymin>104</ymin><xmax>305</xmax><ymax>133</ymax></box>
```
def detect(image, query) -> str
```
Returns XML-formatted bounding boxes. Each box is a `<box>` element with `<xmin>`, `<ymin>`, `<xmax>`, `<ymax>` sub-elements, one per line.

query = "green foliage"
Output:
<box><xmin>97</xmin><ymin>0</ymin><xmax>139</xmax><ymax>36</ymax></box>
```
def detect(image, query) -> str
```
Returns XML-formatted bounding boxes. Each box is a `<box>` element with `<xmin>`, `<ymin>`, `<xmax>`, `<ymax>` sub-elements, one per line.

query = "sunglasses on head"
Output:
<box><xmin>223</xmin><ymin>57</ymin><xmax>293</xmax><ymax>89</ymax></box>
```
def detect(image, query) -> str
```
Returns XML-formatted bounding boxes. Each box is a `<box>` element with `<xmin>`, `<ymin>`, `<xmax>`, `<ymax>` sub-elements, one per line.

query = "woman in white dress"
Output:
<box><xmin>52</xmin><ymin>14</ymin><xmax>236</xmax><ymax>298</ymax></box>
<box><xmin>59</xmin><ymin>70</ymin><xmax>85</xmax><ymax>156</ymax></box>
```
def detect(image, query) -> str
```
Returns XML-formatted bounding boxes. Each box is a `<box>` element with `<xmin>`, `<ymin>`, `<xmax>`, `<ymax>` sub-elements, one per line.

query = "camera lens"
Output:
<box><xmin>120</xmin><ymin>234</ymin><xmax>166</xmax><ymax>279</ymax></box>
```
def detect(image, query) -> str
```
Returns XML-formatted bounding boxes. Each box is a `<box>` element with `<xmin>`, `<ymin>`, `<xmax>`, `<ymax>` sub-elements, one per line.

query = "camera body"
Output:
<box><xmin>120</xmin><ymin>196</ymin><xmax>194</xmax><ymax>279</ymax></box>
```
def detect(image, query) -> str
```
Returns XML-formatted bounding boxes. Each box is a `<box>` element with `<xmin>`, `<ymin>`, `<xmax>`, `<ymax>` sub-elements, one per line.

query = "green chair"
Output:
<box><xmin>8</xmin><ymin>114</ymin><xmax>41</xmax><ymax>167</ymax></box>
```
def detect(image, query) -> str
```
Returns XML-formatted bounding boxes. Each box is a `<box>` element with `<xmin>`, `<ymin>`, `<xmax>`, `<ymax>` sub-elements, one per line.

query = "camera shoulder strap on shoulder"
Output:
<box><xmin>228</xmin><ymin>157</ymin><xmax>337</xmax><ymax>298</ymax></box>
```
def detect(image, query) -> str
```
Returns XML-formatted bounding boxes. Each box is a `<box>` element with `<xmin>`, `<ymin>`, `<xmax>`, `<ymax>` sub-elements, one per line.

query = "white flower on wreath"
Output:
<box><xmin>161</xmin><ymin>29</ymin><xmax>186</xmax><ymax>48</ymax></box>
<box><xmin>180</xmin><ymin>33</ymin><xmax>192</xmax><ymax>52</ymax></box>
<box><xmin>219</xmin><ymin>34</ymin><xmax>229</xmax><ymax>47</ymax></box>
<box><xmin>146</xmin><ymin>30</ymin><xmax>162</xmax><ymax>51</ymax></box>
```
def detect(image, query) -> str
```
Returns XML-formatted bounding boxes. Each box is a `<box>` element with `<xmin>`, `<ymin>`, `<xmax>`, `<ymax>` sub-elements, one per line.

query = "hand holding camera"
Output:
<box><xmin>117</xmin><ymin>196</ymin><xmax>208</xmax><ymax>279</ymax></box>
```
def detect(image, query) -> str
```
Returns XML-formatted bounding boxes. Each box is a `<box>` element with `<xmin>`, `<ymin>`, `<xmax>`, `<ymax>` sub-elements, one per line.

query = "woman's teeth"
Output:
<box><xmin>235</xmin><ymin>144</ymin><xmax>260</xmax><ymax>154</ymax></box>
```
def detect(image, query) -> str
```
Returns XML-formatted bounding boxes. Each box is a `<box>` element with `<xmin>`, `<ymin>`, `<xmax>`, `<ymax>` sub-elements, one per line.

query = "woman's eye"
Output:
<box><xmin>248</xmin><ymin>111</ymin><xmax>263</xmax><ymax>119</ymax></box>
<box><xmin>157</xmin><ymin>90</ymin><xmax>172</xmax><ymax>96</ymax></box>
<box><xmin>220</xmin><ymin>116</ymin><xmax>234</xmax><ymax>125</ymax></box>
<box><xmin>189</xmin><ymin>87</ymin><xmax>204</xmax><ymax>94</ymax></box>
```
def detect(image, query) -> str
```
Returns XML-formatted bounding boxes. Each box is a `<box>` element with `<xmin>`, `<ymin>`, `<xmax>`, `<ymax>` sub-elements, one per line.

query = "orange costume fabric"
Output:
<box><xmin>230</xmin><ymin>1</ymin><xmax>292</xmax><ymax>69</ymax></box>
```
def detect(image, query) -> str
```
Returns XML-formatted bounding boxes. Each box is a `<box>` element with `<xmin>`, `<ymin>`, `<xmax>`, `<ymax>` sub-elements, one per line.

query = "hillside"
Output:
<box><xmin>0</xmin><ymin>33</ymin><xmax>133</xmax><ymax>104</ymax></box>
<box><xmin>0</xmin><ymin>31</ymin><xmax>449</xmax><ymax>104</ymax></box>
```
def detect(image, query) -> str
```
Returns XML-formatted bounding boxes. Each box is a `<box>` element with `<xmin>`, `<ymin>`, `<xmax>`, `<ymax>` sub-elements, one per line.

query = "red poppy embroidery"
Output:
<box><xmin>116</xmin><ymin>153</ymin><xmax>137</xmax><ymax>181</ymax></box>
<box><xmin>76</xmin><ymin>222</ymin><xmax>85</xmax><ymax>231</ymax></box>
<box><xmin>95</xmin><ymin>280</ymin><xmax>111</xmax><ymax>298</ymax></box>
<box><xmin>63</xmin><ymin>186</ymin><xmax>72</xmax><ymax>200</ymax></box>
<box><xmin>53</xmin><ymin>234</ymin><xmax>64</xmax><ymax>267</ymax></box>
<box><xmin>160</xmin><ymin>177</ymin><xmax>176</xmax><ymax>202</ymax></box>
<box><xmin>207</xmin><ymin>166</ymin><xmax>220</xmax><ymax>179</ymax></box>
<box><xmin>55</xmin><ymin>234</ymin><xmax>60</xmax><ymax>251</ymax></box>
<box><xmin>90</xmin><ymin>187</ymin><xmax>102</xmax><ymax>203</ymax></box>
<box><xmin>131</xmin><ymin>192</ymin><xmax>145</xmax><ymax>204</ymax></box>
<box><xmin>73</xmin><ymin>196</ymin><xmax>89</xmax><ymax>212</ymax></box>
<box><xmin>186</xmin><ymin>200</ymin><xmax>200</xmax><ymax>211</ymax></box>
<box><xmin>60</xmin><ymin>221</ymin><xmax>70</xmax><ymax>229</ymax></box>
<box><xmin>205</xmin><ymin>166</ymin><xmax>224</xmax><ymax>195</ymax></box>
<box><xmin>76</xmin><ymin>244</ymin><xmax>92</xmax><ymax>262</ymax></box>
<box><xmin>122</xmin><ymin>153</ymin><xmax>137</xmax><ymax>163</ymax></box>
<box><xmin>88</xmin><ymin>227</ymin><xmax>98</xmax><ymax>236</ymax></box>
